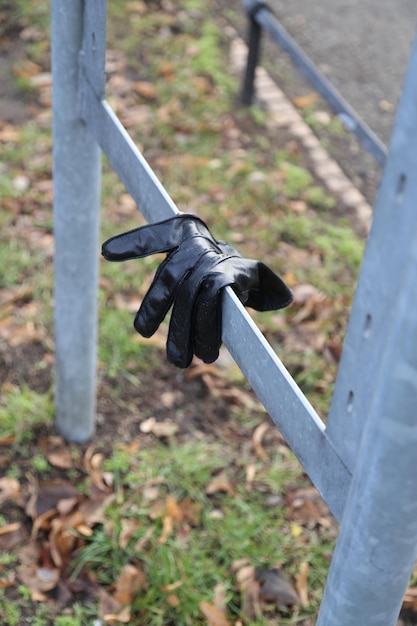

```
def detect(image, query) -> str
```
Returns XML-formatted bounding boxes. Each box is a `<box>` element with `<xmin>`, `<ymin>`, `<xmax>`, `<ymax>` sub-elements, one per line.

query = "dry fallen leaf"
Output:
<box><xmin>292</xmin><ymin>92</ymin><xmax>319</xmax><ymax>109</ymax></box>
<box><xmin>118</xmin><ymin>518</ymin><xmax>141</xmax><ymax>549</ymax></box>
<box><xmin>38</xmin><ymin>435</ymin><xmax>74</xmax><ymax>469</ymax></box>
<box><xmin>233</xmin><ymin>562</ymin><xmax>262</xmax><ymax>622</ymax></box>
<box><xmin>252</xmin><ymin>422</ymin><xmax>270</xmax><ymax>460</ymax></box>
<box><xmin>206</xmin><ymin>476</ymin><xmax>235</xmax><ymax>496</ymax></box>
<box><xmin>158</xmin><ymin>514</ymin><xmax>174</xmax><ymax>544</ymax></box>
<box><xmin>200</xmin><ymin>600</ymin><xmax>231</xmax><ymax>626</ymax></box>
<box><xmin>113</xmin><ymin>563</ymin><xmax>147</xmax><ymax>604</ymax></box>
<box><xmin>0</xmin><ymin>521</ymin><xmax>28</xmax><ymax>552</ymax></box>
<box><xmin>19</xmin><ymin>564</ymin><xmax>60</xmax><ymax>593</ymax></box>
<box><xmin>256</xmin><ymin>567</ymin><xmax>299</xmax><ymax>609</ymax></box>
<box><xmin>133</xmin><ymin>80</ymin><xmax>158</xmax><ymax>99</ymax></box>
<box><xmin>25</xmin><ymin>479</ymin><xmax>80</xmax><ymax>520</ymax></box>
<box><xmin>0</xmin><ymin>476</ymin><xmax>20</xmax><ymax>506</ymax></box>
<box><xmin>295</xmin><ymin>561</ymin><xmax>310</xmax><ymax>607</ymax></box>
<box><xmin>403</xmin><ymin>587</ymin><xmax>417</xmax><ymax>609</ymax></box>
<box><xmin>84</xmin><ymin>446</ymin><xmax>113</xmax><ymax>492</ymax></box>
<box><xmin>140</xmin><ymin>417</ymin><xmax>179</xmax><ymax>438</ymax></box>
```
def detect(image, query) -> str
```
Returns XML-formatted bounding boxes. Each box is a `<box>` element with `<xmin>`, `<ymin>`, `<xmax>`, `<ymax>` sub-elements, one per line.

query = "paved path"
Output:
<box><xmin>268</xmin><ymin>0</ymin><xmax>417</xmax><ymax>145</ymax></box>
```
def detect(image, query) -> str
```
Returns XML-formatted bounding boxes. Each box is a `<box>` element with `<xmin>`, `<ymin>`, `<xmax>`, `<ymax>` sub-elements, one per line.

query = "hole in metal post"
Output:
<box><xmin>347</xmin><ymin>390</ymin><xmax>354</xmax><ymax>413</ymax></box>
<box><xmin>363</xmin><ymin>313</ymin><xmax>372</xmax><ymax>339</ymax></box>
<box><xmin>396</xmin><ymin>173</ymin><xmax>407</xmax><ymax>203</ymax></box>
<box><xmin>91</xmin><ymin>31</ymin><xmax>96</xmax><ymax>52</ymax></box>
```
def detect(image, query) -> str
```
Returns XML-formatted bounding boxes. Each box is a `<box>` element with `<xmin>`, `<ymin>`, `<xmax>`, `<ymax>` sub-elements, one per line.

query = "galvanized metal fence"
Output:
<box><xmin>50</xmin><ymin>1</ymin><xmax>417</xmax><ymax>624</ymax></box>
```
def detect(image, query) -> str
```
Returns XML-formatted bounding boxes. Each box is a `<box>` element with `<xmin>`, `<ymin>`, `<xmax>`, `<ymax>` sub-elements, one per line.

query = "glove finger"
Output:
<box><xmin>218</xmin><ymin>257</ymin><xmax>292</xmax><ymax>311</ymax></box>
<box><xmin>102</xmin><ymin>213</ymin><xmax>212</xmax><ymax>261</ymax></box>
<box><xmin>134</xmin><ymin>240</ymin><xmax>214</xmax><ymax>337</ymax></box>
<box><xmin>244</xmin><ymin>262</ymin><xmax>293</xmax><ymax>311</ymax></box>
<box><xmin>192</xmin><ymin>274</ymin><xmax>231</xmax><ymax>364</ymax></box>
<box><xmin>166</xmin><ymin>250</ymin><xmax>222</xmax><ymax>368</ymax></box>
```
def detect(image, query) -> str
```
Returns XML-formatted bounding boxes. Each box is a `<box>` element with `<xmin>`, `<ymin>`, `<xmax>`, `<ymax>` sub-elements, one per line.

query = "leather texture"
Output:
<box><xmin>102</xmin><ymin>213</ymin><xmax>293</xmax><ymax>368</ymax></box>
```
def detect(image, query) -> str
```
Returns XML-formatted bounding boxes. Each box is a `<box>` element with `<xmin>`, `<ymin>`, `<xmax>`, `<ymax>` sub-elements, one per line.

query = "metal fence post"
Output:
<box><xmin>51</xmin><ymin>0</ymin><xmax>102</xmax><ymax>442</ymax></box>
<box><xmin>316</xmin><ymin>34</ymin><xmax>417</xmax><ymax>626</ymax></box>
<box><xmin>240</xmin><ymin>1</ymin><xmax>265</xmax><ymax>105</ymax></box>
<box><xmin>316</xmin><ymin>256</ymin><xmax>417</xmax><ymax>625</ymax></box>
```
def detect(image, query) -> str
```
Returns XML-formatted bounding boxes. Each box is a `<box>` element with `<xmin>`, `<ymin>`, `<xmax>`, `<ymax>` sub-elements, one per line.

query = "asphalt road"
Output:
<box><xmin>267</xmin><ymin>0</ymin><xmax>417</xmax><ymax>146</ymax></box>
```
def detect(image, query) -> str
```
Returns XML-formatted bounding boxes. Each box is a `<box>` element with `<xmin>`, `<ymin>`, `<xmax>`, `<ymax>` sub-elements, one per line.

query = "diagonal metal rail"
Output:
<box><xmin>77</xmin><ymin>0</ymin><xmax>351</xmax><ymax>522</ymax></box>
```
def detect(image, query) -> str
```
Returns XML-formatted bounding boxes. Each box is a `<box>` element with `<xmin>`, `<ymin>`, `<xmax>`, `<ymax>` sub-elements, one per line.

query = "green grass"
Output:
<box><xmin>69</xmin><ymin>439</ymin><xmax>330</xmax><ymax>625</ymax></box>
<box><xmin>0</xmin><ymin>385</ymin><xmax>54</xmax><ymax>442</ymax></box>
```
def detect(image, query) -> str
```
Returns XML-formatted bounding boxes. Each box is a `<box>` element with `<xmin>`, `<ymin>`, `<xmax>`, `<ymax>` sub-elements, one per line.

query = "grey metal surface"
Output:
<box><xmin>318</xmin><ymin>35</ymin><xmax>417</xmax><ymax>626</ymax></box>
<box><xmin>223</xmin><ymin>290</ymin><xmax>351</xmax><ymax>521</ymax></box>
<box><xmin>51</xmin><ymin>0</ymin><xmax>102</xmax><ymax>442</ymax></box>
<box><xmin>326</xmin><ymin>31</ymin><xmax>417</xmax><ymax>471</ymax></box>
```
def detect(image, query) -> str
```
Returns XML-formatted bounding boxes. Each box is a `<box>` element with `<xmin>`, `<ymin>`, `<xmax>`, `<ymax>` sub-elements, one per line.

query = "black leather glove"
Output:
<box><xmin>102</xmin><ymin>214</ymin><xmax>292</xmax><ymax>368</ymax></box>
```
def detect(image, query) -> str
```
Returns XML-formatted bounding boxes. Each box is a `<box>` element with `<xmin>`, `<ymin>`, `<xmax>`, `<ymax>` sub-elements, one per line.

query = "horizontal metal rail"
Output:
<box><xmin>79</xmin><ymin>63</ymin><xmax>351</xmax><ymax>522</ymax></box>
<box><xmin>240</xmin><ymin>0</ymin><xmax>388</xmax><ymax>166</ymax></box>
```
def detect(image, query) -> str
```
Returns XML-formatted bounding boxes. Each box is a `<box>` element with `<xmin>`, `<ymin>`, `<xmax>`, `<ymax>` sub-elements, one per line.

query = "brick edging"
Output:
<box><xmin>228</xmin><ymin>31</ymin><xmax>373</xmax><ymax>236</ymax></box>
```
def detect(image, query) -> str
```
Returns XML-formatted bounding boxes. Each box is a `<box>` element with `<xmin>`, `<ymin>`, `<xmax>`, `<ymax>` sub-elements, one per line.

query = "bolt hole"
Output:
<box><xmin>347</xmin><ymin>390</ymin><xmax>354</xmax><ymax>413</ymax></box>
<box><xmin>91</xmin><ymin>31</ymin><xmax>96</xmax><ymax>52</ymax></box>
<box><xmin>396</xmin><ymin>173</ymin><xmax>407</xmax><ymax>203</ymax></box>
<box><xmin>363</xmin><ymin>313</ymin><xmax>372</xmax><ymax>339</ymax></box>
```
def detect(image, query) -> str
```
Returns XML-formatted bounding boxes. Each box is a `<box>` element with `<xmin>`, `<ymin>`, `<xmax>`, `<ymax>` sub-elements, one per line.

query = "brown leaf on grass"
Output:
<box><xmin>84</xmin><ymin>446</ymin><xmax>113</xmax><ymax>492</ymax></box>
<box><xmin>0</xmin><ymin>573</ymin><xmax>16</xmax><ymax>589</ymax></box>
<box><xmin>255</xmin><ymin>567</ymin><xmax>299</xmax><ymax>609</ymax></box>
<box><xmin>38</xmin><ymin>435</ymin><xmax>74</xmax><ymax>469</ymax></box>
<box><xmin>98</xmin><ymin>588</ymin><xmax>128</xmax><ymax>623</ymax></box>
<box><xmin>286</xmin><ymin>486</ymin><xmax>334</xmax><ymax>529</ymax></box>
<box><xmin>49</xmin><ymin>523</ymin><xmax>76</xmax><ymax>568</ymax></box>
<box><xmin>233</xmin><ymin>562</ymin><xmax>262</xmax><ymax>622</ymax></box>
<box><xmin>206</xmin><ymin>476</ymin><xmax>235</xmax><ymax>496</ymax></box>
<box><xmin>158</xmin><ymin>514</ymin><xmax>174</xmax><ymax>544</ymax></box>
<box><xmin>119</xmin><ymin>518</ymin><xmax>141</xmax><ymax>549</ymax></box>
<box><xmin>19</xmin><ymin>564</ymin><xmax>60</xmax><ymax>593</ymax></box>
<box><xmin>0</xmin><ymin>434</ymin><xmax>16</xmax><ymax>445</ymax></box>
<box><xmin>0</xmin><ymin>123</ymin><xmax>20</xmax><ymax>142</ymax></box>
<box><xmin>133</xmin><ymin>80</ymin><xmax>158</xmax><ymax>100</ymax></box>
<box><xmin>291</xmin><ymin>283</ymin><xmax>327</xmax><ymax>324</ymax></box>
<box><xmin>162</xmin><ymin>580</ymin><xmax>183</xmax><ymax>593</ymax></box>
<box><xmin>113</xmin><ymin>563</ymin><xmax>147</xmax><ymax>604</ymax></box>
<box><xmin>295</xmin><ymin>561</ymin><xmax>309</xmax><ymax>607</ymax></box>
<box><xmin>140</xmin><ymin>417</ymin><xmax>179</xmax><ymax>439</ymax></box>
<box><xmin>118</xmin><ymin>440</ymin><xmax>140</xmax><ymax>455</ymax></box>
<box><xmin>0</xmin><ymin>522</ymin><xmax>28</xmax><ymax>551</ymax></box>
<box><xmin>179</xmin><ymin>497</ymin><xmax>202</xmax><ymax>526</ymax></box>
<box><xmin>245</xmin><ymin>463</ymin><xmax>257</xmax><ymax>491</ymax></box>
<box><xmin>252</xmin><ymin>421</ymin><xmax>270</xmax><ymax>460</ymax></box>
<box><xmin>213</xmin><ymin>582</ymin><xmax>228</xmax><ymax>611</ymax></box>
<box><xmin>292</xmin><ymin>92</ymin><xmax>319</xmax><ymax>109</ymax></box>
<box><xmin>133</xmin><ymin>526</ymin><xmax>155</xmax><ymax>553</ymax></box>
<box><xmin>200</xmin><ymin>600</ymin><xmax>231</xmax><ymax>626</ymax></box>
<box><xmin>104</xmin><ymin>605</ymin><xmax>131</xmax><ymax>623</ymax></box>
<box><xmin>403</xmin><ymin>587</ymin><xmax>417</xmax><ymax>609</ymax></box>
<box><xmin>157</xmin><ymin>60</ymin><xmax>176</xmax><ymax>78</ymax></box>
<box><xmin>13</xmin><ymin>58</ymin><xmax>43</xmax><ymax>79</ymax></box>
<box><xmin>166</xmin><ymin>494</ymin><xmax>183</xmax><ymax>523</ymax></box>
<box><xmin>25</xmin><ymin>479</ymin><xmax>80</xmax><ymax>520</ymax></box>
<box><xmin>0</xmin><ymin>476</ymin><xmax>20</xmax><ymax>505</ymax></box>
<box><xmin>167</xmin><ymin>593</ymin><xmax>180</xmax><ymax>607</ymax></box>
<box><xmin>78</xmin><ymin>492</ymin><xmax>115</xmax><ymax>528</ymax></box>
